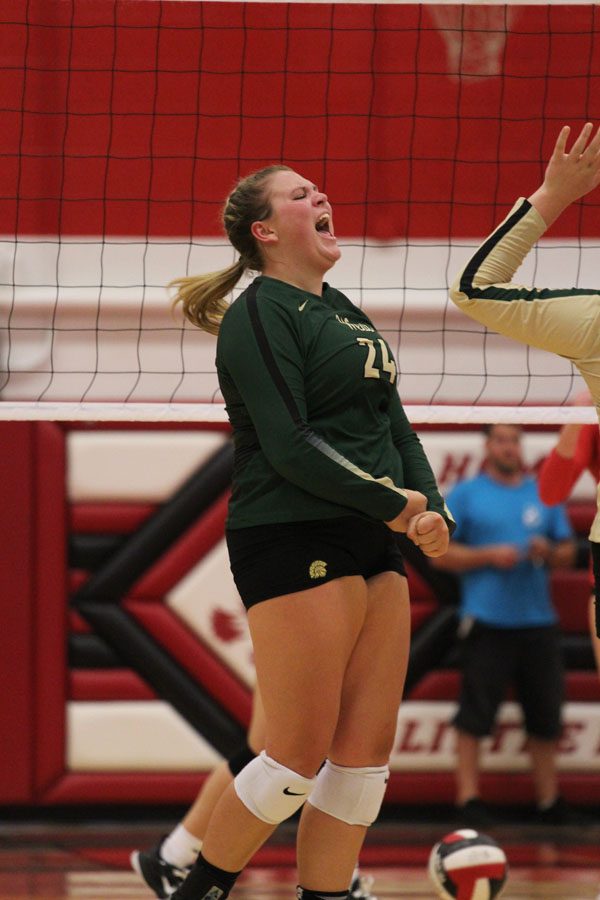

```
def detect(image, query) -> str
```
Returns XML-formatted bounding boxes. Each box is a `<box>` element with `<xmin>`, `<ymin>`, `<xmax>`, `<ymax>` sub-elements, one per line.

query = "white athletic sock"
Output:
<box><xmin>160</xmin><ymin>823</ymin><xmax>202</xmax><ymax>868</ymax></box>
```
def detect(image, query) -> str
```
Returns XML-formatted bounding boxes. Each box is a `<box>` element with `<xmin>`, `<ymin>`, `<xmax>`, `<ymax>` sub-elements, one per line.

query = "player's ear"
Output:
<box><xmin>251</xmin><ymin>220</ymin><xmax>277</xmax><ymax>245</ymax></box>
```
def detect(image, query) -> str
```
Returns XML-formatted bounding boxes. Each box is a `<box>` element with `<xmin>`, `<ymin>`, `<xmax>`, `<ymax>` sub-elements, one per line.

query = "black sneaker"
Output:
<box><xmin>130</xmin><ymin>841</ymin><xmax>191</xmax><ymax>899</ymax></box>
<box><xmin>535</xmin><ymin>796</ymin><xmax>595</xmax><ymax>826</ymax></box>
<box><xmin>456</xmin><ymin>797</ymin><xmax>501</xmax><ymax>829</ymax></box>
<box><xmin>350</xmin><ymin>869</ymin><xmax>377</xmax><ymax>900</ymax></box>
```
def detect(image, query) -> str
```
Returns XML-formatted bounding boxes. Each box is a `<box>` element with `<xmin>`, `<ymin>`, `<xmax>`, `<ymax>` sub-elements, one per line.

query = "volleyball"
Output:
<box><xmin>428</xmin><ymin>829</ymin><xmax>508</xmax><ymax>900</ymax></box>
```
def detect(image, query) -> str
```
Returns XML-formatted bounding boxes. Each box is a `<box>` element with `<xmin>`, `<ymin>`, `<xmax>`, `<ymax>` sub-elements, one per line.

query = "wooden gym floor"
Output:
<box><xmin>1</xmin><ymin>814</ymin><xmax>600</xmax><ymax>899</ymax></box>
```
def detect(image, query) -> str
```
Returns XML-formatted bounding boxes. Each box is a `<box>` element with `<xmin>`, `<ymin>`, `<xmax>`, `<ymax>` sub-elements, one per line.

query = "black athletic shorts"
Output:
<box><xmin>452</xmin><ymin>621</ymin><xmax>564</xmax><ymax>741</ymax></box>
<box><xmin>226</xmin><ymin>515</ymin><xmax>407</xmax><ymax>609</ymax></box>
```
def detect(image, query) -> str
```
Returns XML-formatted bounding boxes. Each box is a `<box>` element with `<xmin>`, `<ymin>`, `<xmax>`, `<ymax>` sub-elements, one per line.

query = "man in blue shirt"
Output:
<box><xmin>433</xmin><ymin>424</ymin><xmax>576</xmax><ymax>827</ymax></box>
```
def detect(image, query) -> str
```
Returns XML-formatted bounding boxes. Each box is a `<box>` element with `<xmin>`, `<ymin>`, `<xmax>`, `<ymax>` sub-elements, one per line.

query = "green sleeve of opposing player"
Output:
<box><xmin>219</xmin><ymin>292</ymin><xmax>409</xmax><ymax>521</ymax></box>
<box><xmin>388</xmin><ymin>390</ymin><xmax>455</xmax><ymax>534</ymax></box>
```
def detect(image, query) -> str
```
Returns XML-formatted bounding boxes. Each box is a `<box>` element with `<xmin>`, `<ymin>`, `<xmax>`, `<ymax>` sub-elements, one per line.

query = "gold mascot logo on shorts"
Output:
<box><xmin>309</xmin><ymin>560</ymin><xmax>327</xmax><ymax>579</ymax></box>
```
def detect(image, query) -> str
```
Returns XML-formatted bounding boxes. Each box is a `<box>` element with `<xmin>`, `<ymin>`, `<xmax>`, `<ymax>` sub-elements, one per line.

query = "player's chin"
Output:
<box><xmin>319</xmin><ymin>236</ymin><xmax>341</xmax><ymax>262</ymax></box>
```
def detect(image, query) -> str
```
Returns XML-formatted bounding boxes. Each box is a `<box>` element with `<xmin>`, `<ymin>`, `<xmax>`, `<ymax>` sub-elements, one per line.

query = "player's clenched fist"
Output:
<box><xmin>406</xmin><ymin>511</ymin><xmax>449</xmax><ymax>558</ymax></box>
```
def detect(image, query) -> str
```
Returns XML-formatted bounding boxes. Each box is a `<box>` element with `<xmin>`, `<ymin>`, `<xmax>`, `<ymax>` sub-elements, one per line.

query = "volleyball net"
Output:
<box><xmin>2</xmin><ymin>0</ymin><xmax>600</xmax><ymax>423</ymax></box>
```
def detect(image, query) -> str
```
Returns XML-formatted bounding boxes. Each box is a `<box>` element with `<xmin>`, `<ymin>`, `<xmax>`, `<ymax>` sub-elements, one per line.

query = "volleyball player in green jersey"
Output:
<box><xmin>450</xmin><ymin>121</ymin><xmax>600</xmax><ymax>629</ymax></box>
<box><xmin>166</xmin><ymin>166</ymin><xmax>453</xmax><ymax>900</ymax></box>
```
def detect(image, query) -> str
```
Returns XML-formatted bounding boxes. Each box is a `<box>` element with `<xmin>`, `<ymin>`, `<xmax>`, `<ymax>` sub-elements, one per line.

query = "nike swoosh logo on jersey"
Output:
<box><xmin>283</xmin><ymin>787</ymin><xmax>306</xmax><ymax>795</ymax></box>
<box><xmin>298</xmin><ymin>300</ymin><xmax>309</xmax><ymax>311</ymax></box>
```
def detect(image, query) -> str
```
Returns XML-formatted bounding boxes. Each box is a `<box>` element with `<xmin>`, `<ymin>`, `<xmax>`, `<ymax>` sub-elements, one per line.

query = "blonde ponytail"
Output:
<box><xmin>170</xmin><ymin>163</ymin><xmax>292</xmax><ymax>336</ymax></box>
<box><xmin>170</xmin><ymin>257</ymin><xmax>246</xmax><ymax>336</ymax></box>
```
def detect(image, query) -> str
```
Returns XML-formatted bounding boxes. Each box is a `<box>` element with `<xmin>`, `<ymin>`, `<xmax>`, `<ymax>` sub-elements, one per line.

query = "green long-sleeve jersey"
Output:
<box><xmin>217</xmin><ymin>275</ymin><xmax>454</xmax><ymax>531</ymax></box>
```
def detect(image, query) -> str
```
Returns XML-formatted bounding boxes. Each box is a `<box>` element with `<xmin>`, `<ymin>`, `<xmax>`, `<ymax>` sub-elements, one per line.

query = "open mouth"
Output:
<box><xmin>315</xmin><ymin>212</ymin><xmax>335</xmax><ymax>237</ymax></box>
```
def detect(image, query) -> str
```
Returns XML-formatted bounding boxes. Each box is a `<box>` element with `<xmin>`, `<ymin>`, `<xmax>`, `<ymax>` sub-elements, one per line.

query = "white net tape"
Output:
<box><xmin>0</xmin><ymin>403</ymin><xmax>596</xmax><ymax>425</ymax></box>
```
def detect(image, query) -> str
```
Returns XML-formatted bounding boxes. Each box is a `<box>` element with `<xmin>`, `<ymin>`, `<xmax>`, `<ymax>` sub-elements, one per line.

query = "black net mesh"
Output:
<box><xmin>1</xmin><ymin>1</ymin><xmax>600</xmax><ymax>417</ymax></box>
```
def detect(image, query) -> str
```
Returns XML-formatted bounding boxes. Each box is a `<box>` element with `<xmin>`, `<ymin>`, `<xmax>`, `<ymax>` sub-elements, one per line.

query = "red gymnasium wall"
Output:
<box><xmin>3</xmin><ymin>1</ymin><xmax>600</xmax><ymax>242</ymax></box>
<box><xmin>2</xmin><ymin>420</ymin><xmax>600</xmax><ymax>807</ymax></box>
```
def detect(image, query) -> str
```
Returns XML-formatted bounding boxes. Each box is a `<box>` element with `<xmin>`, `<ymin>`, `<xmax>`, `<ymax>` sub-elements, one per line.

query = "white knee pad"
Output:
<box><xmin>234</xmin><ymin>750</ymin><xmax>316</xmax><ymax>825</ymax></box>
<box><xmin>307</xmin><ymin>759</ymin><xmax>389</xmax><ymax>826</ymax></box>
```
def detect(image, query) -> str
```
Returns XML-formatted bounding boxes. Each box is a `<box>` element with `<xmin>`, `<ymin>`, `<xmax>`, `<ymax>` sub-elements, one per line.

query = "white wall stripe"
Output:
<box><xmin>67</xmin><ymin>701</ymin><xmax>223</xmax><ymax>771</ymax></box>
<box><xmin>1</xmin><ymin>235</ymin><xmax>591</xmax><ymax>413</ymax></box>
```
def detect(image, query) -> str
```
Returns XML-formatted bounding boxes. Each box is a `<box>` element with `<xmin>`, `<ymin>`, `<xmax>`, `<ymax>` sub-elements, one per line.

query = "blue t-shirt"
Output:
<box><xmin>447</xmin><ymin>473</ymin><xmax>573</xmax><ymax>628</ymax></box>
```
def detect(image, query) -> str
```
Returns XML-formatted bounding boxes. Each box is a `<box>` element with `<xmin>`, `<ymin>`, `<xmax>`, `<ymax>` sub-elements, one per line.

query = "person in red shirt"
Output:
<box><xmin>538</xmin><ymin>392</ymin><xmax>600</xmax><ymax>671</ymax></box>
